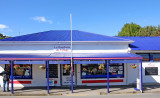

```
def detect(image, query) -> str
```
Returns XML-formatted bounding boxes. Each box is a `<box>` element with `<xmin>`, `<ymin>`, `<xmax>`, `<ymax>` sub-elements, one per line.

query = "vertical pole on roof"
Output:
<box><xmin>11</xmin><ymin>60</ymin><xmax>14</xmax><ymax>94</ymax></box>
<box><xmin>70</xmin><ymin>13</ymin><xmax>73</xmax><ymax>93</ymax></box>
<box><xmin>46</xmin><ymin>60</ymin><xmax>50</xmax><ymax>94</ymax></box>
<box><xmin>140</xmin><ymin>59</ymin><xmax>143</xmax><ymax>93</ymax></box>
<box><xmin>107</xmin><ymin>59</ymin><xmax>109</xmax><ymax>93</ymax></box>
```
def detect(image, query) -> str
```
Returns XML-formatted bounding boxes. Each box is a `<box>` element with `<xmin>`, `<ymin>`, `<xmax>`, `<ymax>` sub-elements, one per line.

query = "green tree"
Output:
<box><xmin>136</xmin><ymin>26</ymin><xmax>158</xmax><ymax>36</ymax></box>
<box><xmin>0</xmin><ymin>33</ymin><xmax>9</xmax><ymax>39</ymax></box>
<box><xmin>118</xmin><ymin>22</ymin><xmax>141</xmax><ymax>36</ymax></box>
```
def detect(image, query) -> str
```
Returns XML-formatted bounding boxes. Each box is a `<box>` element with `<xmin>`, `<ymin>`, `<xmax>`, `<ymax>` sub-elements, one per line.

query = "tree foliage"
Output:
<box><xmin>118</xmin><ymin>22</ymin><xmax>141</xmax><ymax>36</ymax></box>
<box><xmin>0</xmin><ymin>33</ymin><xmax>9</xmax><ymax>39</ymax></box>
<box><xmin>118</xmin><ymin>23</ymin><xmax>160</xmax><ymax>36</ymax></box>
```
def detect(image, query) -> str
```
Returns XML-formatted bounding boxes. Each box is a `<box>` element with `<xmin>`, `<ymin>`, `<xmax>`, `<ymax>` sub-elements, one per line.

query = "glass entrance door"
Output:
<box><xmin>61</xmin><ymin>64</ymin><xmax>76</xmax><ymax>86</ymax></box>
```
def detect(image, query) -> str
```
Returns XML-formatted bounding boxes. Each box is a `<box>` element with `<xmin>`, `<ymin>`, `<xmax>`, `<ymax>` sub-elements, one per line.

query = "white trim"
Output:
<box><xmin>0</xmin><ymin>50</ymin><xmax>128</xmax><ymax>54</ymax></box>
<box><xmin>131</xmin><ymin>50</ymin><xmax>160</xmax><ymax>53</ymax></box>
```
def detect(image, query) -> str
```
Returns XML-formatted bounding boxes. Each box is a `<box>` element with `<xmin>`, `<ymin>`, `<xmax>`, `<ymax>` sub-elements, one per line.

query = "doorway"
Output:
<box><xmin>61</xmin><ymin>64</ymin><xmax>76</xmax><ymax>86</ymax></box>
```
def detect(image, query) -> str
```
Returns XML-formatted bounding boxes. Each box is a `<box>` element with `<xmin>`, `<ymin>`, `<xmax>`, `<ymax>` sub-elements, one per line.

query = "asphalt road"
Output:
<box><xmin>0</xmin><ymin>93</ymin><xmax>159</xmax><ymax>98</ymax></box>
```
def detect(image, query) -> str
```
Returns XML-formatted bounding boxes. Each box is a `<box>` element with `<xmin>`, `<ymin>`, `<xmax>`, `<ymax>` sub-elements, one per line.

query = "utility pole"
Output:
<box><xmin>70</xmin><ymin>14</ymin><xmax>73</xmax><ymax>93</ymax></box>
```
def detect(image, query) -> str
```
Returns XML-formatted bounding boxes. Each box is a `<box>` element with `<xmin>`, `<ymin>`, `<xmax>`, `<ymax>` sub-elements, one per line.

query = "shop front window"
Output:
<box><xmin>63</xmin><ymin>64</ymin><xmax>74</xmax><ymax>76</ymax></box>
<box><xmin>81</xmin><ymin>63</ymin><xmax>124</xmax><ymax>79</ymax></box>
<box><xmin>46</xmin><ymin>64</ymin><xmax>58</xmax><ymax>78</ymax></box>
<box><xmin>136</xmin><ymin>53</ymin><xmax>149</xmax><ymax>61</ymax></box>
<box><xmin>5</xmin><ymin>64</ymin><xmax>32</xmax><ymax>79</ymax></box>
<box><xmin>151</xmin><ymin>53</ymin><xmax>160</xmax><ymax>61</ymax></box>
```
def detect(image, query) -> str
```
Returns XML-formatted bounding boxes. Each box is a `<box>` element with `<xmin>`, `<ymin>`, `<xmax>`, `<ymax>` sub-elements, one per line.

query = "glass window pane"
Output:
<box><xmin>47</xmin><ymin>64</ymin><xmax>58</xmax><ymax>78</ymax></box>
<box><xmin>63</xmin><ymin>64</ymin><xmax>74</xmax><ymax>76</ymax></box>
<box><xmin>137</xmin><ymin>53</ymin><xmax>149</xmax><ymax>61</ymax></box>
<box><xmin>151</xmin><ymin>54</ymin><xmax>160</xmax><ymax>61</ymax></box>
<box><xmin>81</xmin><ymin>63</ymin><xmax>124</xmax><ymax>79</ymax></box>
<box><xmin>6</xmin><ymin>64</ymin><xmax>32</xmax><ymax>79</ymax></box>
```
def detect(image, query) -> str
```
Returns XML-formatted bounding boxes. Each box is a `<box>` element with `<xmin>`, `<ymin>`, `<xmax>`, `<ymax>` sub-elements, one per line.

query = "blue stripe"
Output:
<box><xmin>49</xmin><ymin>61</ymin><xmax>70</xmax><ymax>64</ymax></box>
<box><xmin>14</xmin><ymin>61</ymin><xmax>46</xmax><ymax>64</ymax></box>
<box><xmin>11</xmin><ymin>60</ymin><xmax>14</xmax><ymax>94</ymax></box>
<box><xmin>47</xmin><ymin>60</ymin><xmax>50</xmax><ymax>94</ymax></box>
<box><xmin>74</xmin><ymin>61</ymin><xmax>105</xmax><ymax>64</ymax></box>
<box><xmin>110</xmin><ymin>60</ymin><xmax>140</xmax><ymax>63</ymax></box>
<box><xmin>0</xmin><ymin>61</ymin><xmax>9</xmax><ymax>64</ymax></box>
<box><xmin>107</xmin><ymin>60</ymin><xmax>109</xmax><ymax>93</ymax></box>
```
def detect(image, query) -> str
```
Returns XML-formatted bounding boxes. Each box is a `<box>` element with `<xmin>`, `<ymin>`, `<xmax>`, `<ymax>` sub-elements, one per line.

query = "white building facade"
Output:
<box><xmin>1</xmin><ymin>30</ymin><xmax>156</xmax><ymax>91</ymax></box>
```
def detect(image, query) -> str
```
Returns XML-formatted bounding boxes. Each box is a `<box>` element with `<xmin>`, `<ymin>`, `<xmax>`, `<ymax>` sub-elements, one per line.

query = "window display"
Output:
<box><xmin>46</xmin><ymin>64</ymin><xmax>58</xmax><ymax>78</ymax></box>
<box><xmin>81</xmin><ymin>63</ymin><xmax>124</xmax><ymax>79</ymax></box>
<box><xmin>5</xmin><ymin>64</ymin><xmax>32</xmax><ymax>79</ymax></box>
<box><xmin>63</xmin><ymin>64</ymin><xmax>74</xmax><ymax>76</ymax></box>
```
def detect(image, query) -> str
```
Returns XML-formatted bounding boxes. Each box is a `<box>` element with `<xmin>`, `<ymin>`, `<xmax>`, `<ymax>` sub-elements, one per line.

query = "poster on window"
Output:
<box><xmin>119</xmin><ymin>66</ymin><xmax>123</xmax><ymax>70</ymax></box>
<box><xmin>82</xmin><ymin>72</ymin><xmax>86</xmax><ymax>76</ymax></box>
<box><xmin>118</xmin><ymin>71</ymin><xmax>123</xmax><ymax>74</ymax></box>
<box><xmin>49</xmin><ymin>79</ymin><xmax>54</xmax><ymax>86</ymax></box>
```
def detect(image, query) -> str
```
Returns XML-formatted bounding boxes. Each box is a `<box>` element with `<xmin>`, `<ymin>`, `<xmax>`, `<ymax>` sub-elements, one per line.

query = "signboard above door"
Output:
<box><xmin>54</xmin><ymin>45</ymin><xmax>71</xmax><ymax>52</ymax></box>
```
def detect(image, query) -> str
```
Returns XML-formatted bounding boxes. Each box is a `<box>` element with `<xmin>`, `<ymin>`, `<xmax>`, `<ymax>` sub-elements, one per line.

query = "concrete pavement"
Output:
<box><xmin>0</xmin><ymin>85</ymin><xmax>160</xmax><ymax>96</ymax></box>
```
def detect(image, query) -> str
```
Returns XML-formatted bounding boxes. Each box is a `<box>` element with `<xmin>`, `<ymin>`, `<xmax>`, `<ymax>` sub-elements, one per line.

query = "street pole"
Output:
<box><xmin>70</xmin><ymin>14</ymin><xmax>73</xmax><ymax>93</ymax></box>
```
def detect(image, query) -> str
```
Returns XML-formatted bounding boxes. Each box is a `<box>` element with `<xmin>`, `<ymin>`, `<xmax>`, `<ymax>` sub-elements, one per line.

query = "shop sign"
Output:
<box><xmin>49</xmin><ymin>79</ymin><xmax>54</xmax><ymax>86</ymax></box>
<box><xmin>54</xmin><ymin>45</ymin><xmax>71</xmax><ymax>52</ymax></box>
<box><xmin>147</xmin><ymin>63</ymin><xmax>155</xmax><ymax>67</ymax></box>
<box><xmin>66</xmin><ymin>77</ymin><xmax>71</xmax><ymax>82</ymax></box>
<box><xmin>130</xmin><ymin>64</ymin><xmax>138</xmax><ymax>69</ymax></box>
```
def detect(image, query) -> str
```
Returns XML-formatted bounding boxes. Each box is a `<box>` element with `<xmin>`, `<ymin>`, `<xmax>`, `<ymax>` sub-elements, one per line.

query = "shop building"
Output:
<box><xmin>122</xmin><ymin>37</ymin><xmax>160</xmax><ymax>84</ymax></box>
<box><xmin>0</xmin><ymin>30</ymin><xmax>146</xmax><ymax>93</ymax></box>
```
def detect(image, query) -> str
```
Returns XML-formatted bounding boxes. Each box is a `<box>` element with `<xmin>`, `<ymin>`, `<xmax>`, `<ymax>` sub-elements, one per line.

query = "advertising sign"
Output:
<box><xmin>54</xmin><ymin>45</ymin><xmax>71</xmax><ymax>52</ymax></box>
<box><xmin>49</xmin><ymin>79</ymin><xmax>54</xmax><ymax>86</ymax></box>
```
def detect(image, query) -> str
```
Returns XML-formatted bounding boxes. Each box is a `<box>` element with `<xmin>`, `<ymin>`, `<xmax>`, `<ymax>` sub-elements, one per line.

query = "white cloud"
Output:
<box><xmin>0</xmin><ymin>24</ymin><xmax>8</xmax><ymax>30</ymax></box>
<box><xmin>32</xmin><ymin>16</ymin><xmax>53</xmax><ymax>24</ymax></box>
<box><xmin>0</xmin><ymin>24</ymin><xmax>12</xmax><ymax>36</ymax></box>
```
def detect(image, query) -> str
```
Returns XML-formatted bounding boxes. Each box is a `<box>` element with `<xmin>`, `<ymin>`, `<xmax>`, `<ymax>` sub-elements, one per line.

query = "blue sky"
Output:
<box><xmin>0</xmin><ymin>0</ymin><xmax>160</xmax><ymax>37</ymax></box>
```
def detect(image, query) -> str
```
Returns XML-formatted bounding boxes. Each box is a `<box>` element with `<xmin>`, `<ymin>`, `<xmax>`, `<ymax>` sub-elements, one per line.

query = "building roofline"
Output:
<box><xmin>0</xmin><ymin>41</ymin><xmax>134</xmax><ymax>44</ymax></box>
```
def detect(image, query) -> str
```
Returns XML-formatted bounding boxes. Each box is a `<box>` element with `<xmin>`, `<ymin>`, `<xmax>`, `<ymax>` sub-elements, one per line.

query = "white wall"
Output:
<box><xmin>127</xmin><ymin>62</ymin><xmax>160</xmax><ymax>84</ymax></box>
<box><xmin>0</xmin><ymin>42</ymin><xmax>129</xmax><ymax>54</ymax></box>
<box><xmin>127</xmin><ymin>63</ymin><xmax>140</xmax><ymax>85</ymax></box>
<box><xmin>0</xmin><ymin>64</ymin><xmax>5</xmax><ymax>87</ymax></box>
<box><xmin>0</xmin><ymin>41</ymin><xmax>131</xmax><ymax>87</ymax></box>
<box><xmin>0</xmin><ymin>64</ymin><xmax>61</xmax><ymax>87</ymax></box>
<box><xmin>142</xmin><ymin>62</ymin><xmax>160</xmax><ymax>83</ymax></box>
